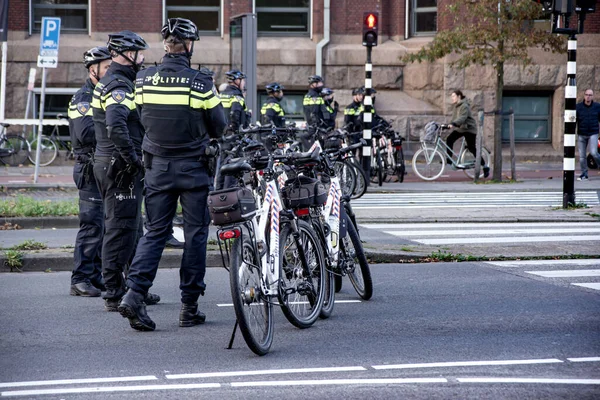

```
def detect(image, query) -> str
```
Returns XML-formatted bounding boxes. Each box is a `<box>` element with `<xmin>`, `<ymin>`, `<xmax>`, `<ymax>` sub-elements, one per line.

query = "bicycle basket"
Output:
<box><xmin>420</xmin><ymin>122</ymin><xmax>440</xmax><ymax>143</ymax></box>
<box><xmin>281</xmin><ymin>175</ymin><xmax>327</xmax><ymax>209</ymax></box>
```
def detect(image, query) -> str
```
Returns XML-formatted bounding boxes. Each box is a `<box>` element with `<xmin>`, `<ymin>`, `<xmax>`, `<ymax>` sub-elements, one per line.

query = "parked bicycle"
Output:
<box><xmin>370</xmin><ymin>120</ymin><xmax>405</xmax><ymax>185</ymax></box>
<box><xmin>28</xmin><ymin>115</ymin><xmax>73</xmax><ymax>166</ymax></box>
<box><xmin>412</xmin><ymin>122</ymin><xmax>491</xmax><ymax>181</ymax></box>
<box><xmin>0</xmin><ymin>123</ymin><xmax>30</xmax><ymax>166</ymax></box>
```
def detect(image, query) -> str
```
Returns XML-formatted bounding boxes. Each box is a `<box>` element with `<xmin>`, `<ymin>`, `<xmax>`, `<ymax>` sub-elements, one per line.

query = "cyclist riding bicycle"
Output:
<box><xmin>441</xmin><ymin>90</ymin><xmax>489</xmax><ymax>178</ymax></box>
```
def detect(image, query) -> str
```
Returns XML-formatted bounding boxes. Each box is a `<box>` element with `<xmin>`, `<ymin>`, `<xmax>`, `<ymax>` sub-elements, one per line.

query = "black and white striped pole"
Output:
<box><xmin>362</xmin><ymin>12</ymin><xmax>378</xmax><ymax>183</ymax></box>
<box><xmin>563</xmin><ymin>34</ymin><xmax>577</xmax><ymax>207</ymax></box>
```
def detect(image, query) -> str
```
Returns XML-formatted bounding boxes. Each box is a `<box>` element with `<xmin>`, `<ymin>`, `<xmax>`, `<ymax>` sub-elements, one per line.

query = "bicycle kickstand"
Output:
<box><xmin>226</xmin><ymin>319</ymin><xmax>239</xmax><ymax>350</ymax></box>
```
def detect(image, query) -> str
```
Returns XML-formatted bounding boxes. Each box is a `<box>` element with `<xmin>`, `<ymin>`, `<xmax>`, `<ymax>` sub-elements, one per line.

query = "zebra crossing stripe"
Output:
<box><xmin>525</xmin><ymin>270</ymin><xmax>600</xmax><ymax>278</ymax></box>
<box><xmin>413</xmin><ymin>236</ymin><xmax>600</xmax><ymax>245</ymax></box>
<box><xmin>484</xmin><ymin>259</ymin><xmax>600</xmax><ymax>267</ymax></box>
<box><xmin>571</xmin><ymin>283</ymin><xmax>600</xmax><ymax>290</ymax></box>
<box><xmin>383</xmin><ymin>228</ymin><xmax>600</xmax><ymax>237</ymax></box>
<box><xmin>362</xmin><ymin>223</ymin><xmax>600</xmax><ymax>230</ymax></box>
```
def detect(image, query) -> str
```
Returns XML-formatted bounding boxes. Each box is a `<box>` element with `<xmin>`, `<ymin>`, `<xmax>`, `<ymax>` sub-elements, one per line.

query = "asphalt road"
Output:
<box><xmin>1</xmin><ymin>262</ymin><xmax>599</xmax><ymax>399</ymax></box>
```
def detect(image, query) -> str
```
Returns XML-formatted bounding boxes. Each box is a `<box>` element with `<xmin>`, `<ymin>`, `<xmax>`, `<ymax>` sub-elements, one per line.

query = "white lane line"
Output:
<box><xmin>525</xmin><ymin>269</ymin><xmax>600</xmax><ymax>278</ymax></box>
<box><xmin>414</xmin><ymin>236</ymin><xmax>600</xmax><ymax>245</ymax></box>
<box><xmin>384</xmin><ymin>228</ymin><xmax>600</xmax><ymax>237</ymax></box>
<box><xmin>567</xmin><ymin>357</ymin><xmax>600</xmax><ymax>362</ymax></box>
<box><xmin>361</xmin><ymin>223</ymin><xmax>600</xmax><ymax>229</ymax></box>
<box><xmin>572</xmin><ymin>283</ymin><xmax>600</xmax><ymax>290</ymax></box>
<box><xmin>0</xmin><ymin>383</ymin><xmax>221</xmax><ymax>397</ymax></box>
<box><xmin>0</xmin><ymin>376</ymin><xmax>157</xmax><ymax>389</ymax></box>
<box><xmin>485</xmin><ymin>259</ymin><xmax>600</xmax><ymax>267</ymax></box>
<box><xmin>353</xmin><ymin>205</ymin><xmax>552</xmax><ymax>210</ymax></box>
<box><xmin>372</xmin><ymin>358</ymin><xmax>563</xmax><ymax>370</ymax></box>
<box><xmin>216</xmin><ymin>299</ymin><xmax>361</xmax><ymax>307</ymax></box>
<box><xmin>167</xmin><ymin>366</ymin><xmax>366</xmax><ymax>380</ymax></box>
<box><xmin>457</xmin><ymin>378</ymin><xmax>600</xmax><ymax>385</ymax></box>
<box><xmin>6</xmin><ymin>180</ymin><xmax>27</xmax><ymax>184</ymax></box>
<box><xmin>231</xmin><ymin>378</ymin><xmax>448</xmax><ymax>387</ymax></box>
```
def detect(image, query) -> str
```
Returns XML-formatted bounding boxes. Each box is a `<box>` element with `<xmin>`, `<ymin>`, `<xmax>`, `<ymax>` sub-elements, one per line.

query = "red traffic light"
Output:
<box><xmin>362</xmin><ymin>11</ymin><xmax>379</xmax><ymax>47</ymax></box>
<box><xmin>366</xmin><ymin>13</ymin><xmax>377</xmax><ymax>29</ymax></box>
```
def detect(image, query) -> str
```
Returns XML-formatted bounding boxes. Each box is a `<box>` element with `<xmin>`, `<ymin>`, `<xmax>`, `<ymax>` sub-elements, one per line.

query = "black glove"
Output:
<box><xmin>125</xmin><ymin>159</ymin><xmax>143</xmax><ymax>177</ymax></box>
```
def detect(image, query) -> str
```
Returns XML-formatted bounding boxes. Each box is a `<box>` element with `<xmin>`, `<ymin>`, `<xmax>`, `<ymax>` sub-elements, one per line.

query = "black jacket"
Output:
<box><xmin>260</xmin><ymin>96</ymin><xmax>286</xmax><ymax>127</ymax></box>
<box><xmin>68</xmin><ymin>78</ymin><xmax>96</xmax><ymax>157</ymax></box>
<box><xmin>219</xmin><ymin>85</ymin><xmax>248</xmax><ymax>132</ymax></box>
<box><xmin>303</xmin><ymin>88</ymin><xmax>331</xmax><ymax>133</ymax></box>
<box><xmin>92</xmin><ymin>62</ymin><xmax>144</xmax><ymax>163</ymax></box>
<box><xmin>576</xmin><ymin>101</ymin><xmax>600</xmax><ymax>137</ymax></box>
<box><xmin>135</xmin><ymin>54</ymin><xmax>226</xmax><ymax>158</ymax></box>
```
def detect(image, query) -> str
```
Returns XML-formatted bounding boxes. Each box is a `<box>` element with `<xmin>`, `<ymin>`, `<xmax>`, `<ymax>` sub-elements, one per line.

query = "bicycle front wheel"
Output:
<box><xmin>279</xmin><ymin>220</ymin><xmax>326</xmax><ymax>329</ymax></box>
<box><xmin>28</xmin><ymin>137</ymin><xmax>58</xmax><ymax>166</ymax></box>
<box><xmin>0</xmin><ymin>135</ymin><xmax>30</xmax><ymax>166</ymax></box>
<box><xmin>395</xmin><ymin>147</ymin><xmax>405</xmax><ymax>183</ymax></box>
<box><xmin>230</xmin><ymin>235</ymin><xmax>273</xmax><ymax>356</ymax></box>
<box><xmin>339</xmin><ymin>214</ymin><xmax>373</xmax><ymax>300</ymax></box>
<box><xmin>460</xmin><ymin>147</ymin><xmax>491</xmax><ymax>179</ymax></box>
<box><xmin>334</xmin><ymin>160</ymin><xmax>356</xmax><ymax>198</ymax></box>
<box><xmin>351</xmin><ymin>161</ymin><xmax>367</xmax><ymax>200</ymax></box>
<box><xmin>412</xmin><ymin>147</ymin><xmax>445</xmax><ymax>181</ymax></box>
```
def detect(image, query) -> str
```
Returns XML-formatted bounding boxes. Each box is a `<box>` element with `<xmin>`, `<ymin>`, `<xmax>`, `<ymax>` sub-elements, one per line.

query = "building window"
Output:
<box><xmin>258</xmin><ymin>91</ymin><xmax>305</xmax><ymax>122</ymax></box>
<box><xmin>502</xmin><ymin>92</ymin><xmax>551</xmax><ymax>143</ymax></box>
<box><xmin>165</xmin><ymin>0</ymin><xmax>220</xmax><ymax>35</ymax></box>
<box><xmin>32</xmin><ymin>90</ymin><xmax>76</xmax><ymax>139</ymax></box>
<box><xmin>411</xmin><ymin>0</ymin><xmax>437</xmax><ymax>36</ymax></box>
<box><xmin>31</xmin><ymin>0</ymin><xmax>88</xmax><ymax>32</ymax></box>
<box><xmin>256</xmin><ymin>0</ymin><xmax>310</xmax><ymax>35</ymax></box>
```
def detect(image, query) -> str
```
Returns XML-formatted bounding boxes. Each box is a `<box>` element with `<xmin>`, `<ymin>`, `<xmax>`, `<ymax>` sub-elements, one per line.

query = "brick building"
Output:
<box><xmin>4</xmin><ymin>0</ymin><xmax>600</xmax><ymax>160</ymax></box>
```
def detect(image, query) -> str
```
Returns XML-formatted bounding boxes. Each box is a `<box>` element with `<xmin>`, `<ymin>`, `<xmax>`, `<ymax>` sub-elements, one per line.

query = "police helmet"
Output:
<box><xmin>308</xmin><ymin>75</ymin><xmax>324</xmax><ymax>84</ymax></box>
<box><xmin>161</xmin><ymin>18</ymin><xmax>199</xmax><ymax>41</ymax></box>
<box><xmin>83</xmin><ymin>46</ymin><xmax>111</xmax><ymax>69</ymax></box>
<box><xmin>226</xmin><ymin>70</ymin><xmax>246</xmax><ymax>81</ymax></box>
<box><xmin>352</xmin><ymin>87</ymin><xmax>365</xmax><ymax>96</ymax></box>
<box><xmin>107</xmin><ymin>30</ymin><xmax>149</xmax><ymax>53</ymax></box>
<box><xmin>199</xmin><ymin>66</ymin><xmax>215</xmax><ymax>77</ymax></box>
<box><xmin>265</xmin><ymin>82</ymin><xmax>284</xmax><ymax>93</ymax></box>
<box><xmin>320</xmin><ymin>87</ymin><xmax>334</xmax><ymax>96</ymax></box>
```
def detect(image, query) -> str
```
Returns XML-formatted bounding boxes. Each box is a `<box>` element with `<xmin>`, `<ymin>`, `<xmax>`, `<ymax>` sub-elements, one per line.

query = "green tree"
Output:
<box><xmin>402</xmin><ymin>0</ymin><xmax>564</xmax><ymax>181</ymax></box>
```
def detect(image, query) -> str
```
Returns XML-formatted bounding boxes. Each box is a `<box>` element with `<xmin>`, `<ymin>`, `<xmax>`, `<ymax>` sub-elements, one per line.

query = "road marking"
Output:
<box><xmin>167</xmin><ymin>366</ymin><xmax>366</xmax><ymax>379</ymax></box>
<box><xmin>6</xmin><ymin>180</ymin><xmax>27</xmax><ymax>184</ymax></box>
<box><xmin>384</xmin><ymin>228</ymin><xmax>600</xmax><ymax>237</ymax></box>
<box><xmin>414</xmin><ymin>236</ymin><xmax>600</xmax><ymax>245</ymax></box>
<box><xmin>571</xmin><ymin>283</ymin><xmax>600</xmax><ymax>290</ymax></box>
<box><xmin>457</xmin><ymin>378</ymin><xmax>600</xmax><ymax>385</ymax></box>
<box><xmin>525</xmin><ymin>270</ymin><xmax>600</xmax><ymax>278</ymax></box>
<box><xmin>231</xmin><ymin>378</ymin><xmax>448</xmax><ymax>387</ymax></box>
<box><xmin>354</xmin><ymin>204</ymin><xmax>552</xmax><ymax>209</ymax></box>
<box><xmin>361</xmin><ymin>222</ymin><xmax>600</xmax><ymax>229</ymax></box>
<box><xmin>567</xmin><ymin>357</ymin><xmax>600</xmax><ymax>362</ymax></box>
<box><xmin>0</xmin><ymin>383</ymin><xmax>221</xmax><ymax>397</ymax></box>
<box><xmin>372</xmin><ymin>358</ymin><xmax>563</xmax><ymax>370</ymax></box>
<box><xmin>216</xmin><ymin>299</ymin><xmax>361</xmax><ymax>307</ymax></box>
<box><xmin>485</xmin><ymin>259</ymin><xmax>600</xmax><ymax>267</ymax></box>
<box><xmin>0</xmin><ymin>376</ymin><xmax>157</xmax><ymax>388</ymax></box>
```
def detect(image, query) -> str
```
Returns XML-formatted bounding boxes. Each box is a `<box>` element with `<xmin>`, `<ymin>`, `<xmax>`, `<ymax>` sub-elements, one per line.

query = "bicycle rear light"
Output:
<box><xmin>219</xmin><ymin>228</ymin><xmax>241</xmax><ymax>240</ymax></box>
<box><xmin>294</xmin><ymin>208</ymin><xmax>310</xmax><ymax>217</ymax></box>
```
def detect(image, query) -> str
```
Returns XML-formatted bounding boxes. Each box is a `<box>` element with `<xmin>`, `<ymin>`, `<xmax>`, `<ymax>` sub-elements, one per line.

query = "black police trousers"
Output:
<box><xmin>71</xmin><ymin>161</ymin><xmax>103</xmax><ymax>286</ymax></box>
<box><xmin>93</xmin><ymin>158</ymin><xmax>143</xmax><ymax>299</ymax></box>
<box><xmin>126</xmin><ymin>156</ymin><xmax>212</xmax><ymax>304</ymax></box>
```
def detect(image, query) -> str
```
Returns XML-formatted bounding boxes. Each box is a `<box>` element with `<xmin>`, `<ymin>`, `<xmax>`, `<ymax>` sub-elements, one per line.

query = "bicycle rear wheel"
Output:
<box><xmin>412</xmin><ymin>147</ymin><xmax>445</xmax><ymax>181</ymax></box>
<box><xmin>279</xmin><ymin>220</ymin><xmax>326</xmax><ymax>329</ymax></box>
<box><xmin>350</xmin><ymin>161</ymin><xmax>367</xmax><ymax>200</ymax></box>
<box><xmin>0</xmin><ymin>135</ymin><xmax>30</xmax><ymax>166</ymax></box>
<box><xmin>339</xmin><ymin>214</ymin><xmax>373</xmax><ymax>300</ymax></box>
<box><xmin>28</xmin><ymin>137</ymin><xmax>58</xmax><ymax>166</ymax></box>
<box><xmin>334</xmin><ymin>160</ymin><xmax>356</xmax><ymax>198</ymax></box>
<box><xmin>230</xmin><ymin>235</ymin><xmax>273</xmax><ymax>356</ymax></box>
<box><xmin>460</xmin><ymin>147</ymin><xmax>491</xmax><ymax>179</ymax></box>
<box><xmin>395</xmin><ymin>147</ymin><xmax>405</xmax><ymax>183</ymax></box>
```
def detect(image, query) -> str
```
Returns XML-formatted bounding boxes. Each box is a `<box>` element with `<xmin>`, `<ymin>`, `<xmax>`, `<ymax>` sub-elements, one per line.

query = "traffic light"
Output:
<box><xmin>576</xmin><ymin>0</ymin><xmax>596</xmax><ymax>13</ymax></box>
<box><xmin>362</xmin><ymin>12</ymin><xmax>378</xmax><ymax>47</ymax></box>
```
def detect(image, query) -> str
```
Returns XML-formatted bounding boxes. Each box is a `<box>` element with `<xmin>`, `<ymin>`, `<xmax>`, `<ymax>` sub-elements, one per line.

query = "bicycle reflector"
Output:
<box><xmin>219</xmin><ymin>228</ymin><xmax>241</xmax><ymax>240</ymax></box>
<box><xmin>294</xmin><ymin>208</ymin><xmax>310</xmax><ymax>217</ymax></box>
<box><xmin>362</xmin><ymin>12</ymin><xmax>379</xmax><ymax>47</ymax></box>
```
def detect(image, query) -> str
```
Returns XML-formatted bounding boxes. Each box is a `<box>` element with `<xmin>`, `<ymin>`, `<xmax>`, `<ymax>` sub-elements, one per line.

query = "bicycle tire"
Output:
<box><xmin>376</xmin><ymin>149</ymin><xmax>384</xmax><ymax>186</ymax></box>
<box><xmin>340</xmin><ymin>214</ymin><xmax>373</xmax><ymax>300</ymax></box>
<box><xmin>334</xmin><ymin>274</ymin><xmax>343</xmax><ymax>293</ymax></box>
<box><xmin>230</xmin><ymin>235</ymin><xmax>274</xmax><ymax>356</ymax></box>
<box><xmin>28</xmin><ymin>137</ymin><xmax>58</xmax><ymax>166</ymax></box>
<box><xmin>412</xmin><ymin>147</ymin><xmax>445</xmax><ymax>181</ymax></box>
<box><xmin>395</xmin><ymin>147</ymin><xmax>405</xmax><ymax>183</ymax></box>
<box><xmin>334</xmin><ymin>160</ymin><xmax>356</xmax><ymax>198</ymax></box>
<box><xmin>315</xmin><ymin>221</ymin><xmax>336</xmax><ymax>320</ymax></box>
<box><xmin>459</xmin><ymin>147</ymin><xmax>491</xmax><ymax>179</ymax></box>
<box><xmin>0</xmin><ymin>135</ymin><xmax>30</xmax><ymax>166</ymax></box>
<box><xmin>351</xmin><ymin>161</ymin><xmax>368</xmax><ymax>200</ymax></box>
<box><xmin>279</xmin><ymin>220</ymin><xmax>326</xmax><ymax>329</ymax></box>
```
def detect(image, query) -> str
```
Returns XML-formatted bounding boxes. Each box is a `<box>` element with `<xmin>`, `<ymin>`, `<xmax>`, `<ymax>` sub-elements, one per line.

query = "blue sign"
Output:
<box><xmin>38</xmin><ymin>17</ymin><xmax>61</xmax><ymax>68</ymax></box>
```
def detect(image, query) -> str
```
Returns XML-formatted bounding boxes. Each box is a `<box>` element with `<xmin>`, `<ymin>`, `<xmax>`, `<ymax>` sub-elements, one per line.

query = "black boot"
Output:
<box><xmin>70</xmin><ymin>282</ymin><xmax>101</xmax><ymax>297</ymax></box>
<box><xmin>103</xmin><ymin>287</ymin><xmax>125</xmax><ymax>312</ymax></box>
<box><xmin>165</xmin><ymin>234</ymin><xmax>184</xmax><ymax>249</ymax></box>
<box><xmin>144</xmin><ymin>292</ymin><xmax>161</xmax><ymax>305</ymax></box>
<box><xmin>118</xmin><ymin>289</ymin><xmax>156</xmax><ymax>331</ymax></box>
<box><xmin>179</xmin><ymin>303</ymin><xmax>206</xmax><ymax>327</ymax></box>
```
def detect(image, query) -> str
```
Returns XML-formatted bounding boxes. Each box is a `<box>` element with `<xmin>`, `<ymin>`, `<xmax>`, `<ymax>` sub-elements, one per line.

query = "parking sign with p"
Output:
<box><xmin>37</xmin><ymin>17</ymin><xmax>61</xmax><ymax>68</ymax></box>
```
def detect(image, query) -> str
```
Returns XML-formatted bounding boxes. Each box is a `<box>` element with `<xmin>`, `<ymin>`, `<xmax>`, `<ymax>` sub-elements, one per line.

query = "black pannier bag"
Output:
<box><xmin>282</xmin><ymin>175</ymin><xmax>328</xmax><ymax>209</ymax></box>
<box><xmin>323</xmin><ymin>135</ymin><xmax>342</xmax><ymax>150</ymax></box>
<box><xmin>208</xmin><ymin>187</ymin><xmax>257</xmax><ymax>225</ymax></box>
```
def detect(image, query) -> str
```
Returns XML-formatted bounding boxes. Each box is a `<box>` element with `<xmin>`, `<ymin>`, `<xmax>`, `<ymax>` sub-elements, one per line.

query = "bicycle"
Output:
<box><xmin>412</xmin><ymin>122</ymin><xmax>491</xmax><ymax>181</ymax></box>
<box><xmin>28</xmin><ymin>115</ymin><xmax>73</xmax><ymax>166</ymax></box>
<box><xmin>212</xmin><ymin>145</ymin><xmax>326</xmax><ymax>356</ymax></box>
<box><xmin>0</xmin><ymin>123</ymin><xmax>31</xmax><ymax>166</ymax></box>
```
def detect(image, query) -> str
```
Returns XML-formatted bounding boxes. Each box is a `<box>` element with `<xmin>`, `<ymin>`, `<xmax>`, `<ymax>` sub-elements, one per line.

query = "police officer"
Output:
<box><xmin>118</xmin><ymin>18</ymin><xmax>226</xmax><ymax>331</ymax></box>
<box><xmin>302</xmin><ymin>75</ymin><xmax>331</xmax><ymax>150</ymax></box>
<box><xmin>92</xmin><ymin>30</ymin><xmax>154</xmax><ymax>312</ymax></box>
<box><xmin>260</xmin><ymin>82</ymin><xmax>285</xmax><ymax>128</ymax></box>
<box><xmin>320</xmin><ymin>87</ymin><xmax>338</xmax><ymax>130</ymax></box>
<box><xmin>68</xmin><ymin>46</ymin><xmax>111</xmax><ymax>297</ymax></box>
<box><xmin>216</xmin><ymin>69</ymin><xmax>248</xmax><ymax>189</ymax></box>
<box><xmin>344</xmin><ymin>87</ymin><xmax>365</xmax><ymax>142</ymax></box>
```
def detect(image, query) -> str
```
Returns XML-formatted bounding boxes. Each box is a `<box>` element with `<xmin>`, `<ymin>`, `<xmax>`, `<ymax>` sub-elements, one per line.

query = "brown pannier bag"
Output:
<box><xmin>208</xmin><ymin>187</ymin><xmax>256</xmax><ymax>226</ymax></box>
